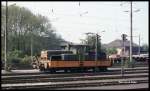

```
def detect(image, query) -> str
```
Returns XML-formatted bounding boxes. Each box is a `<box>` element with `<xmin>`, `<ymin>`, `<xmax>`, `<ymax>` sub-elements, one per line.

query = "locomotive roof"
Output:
<box><xmin>42</xmin><ymin>50</ymin><xmax>72</xmax><ymax>52</ymax></box>
<box><xmin>61</xmin><ymin>44</ymin><xmax>91</xmax><ymax>47</ymax></box>
<box><xmin>43</xmin><ymin>50</ymin><xmax>72</xmax><ymax>52</ymax></box>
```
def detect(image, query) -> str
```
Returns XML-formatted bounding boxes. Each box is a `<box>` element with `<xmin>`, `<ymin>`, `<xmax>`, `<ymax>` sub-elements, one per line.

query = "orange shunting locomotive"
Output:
<box><xmin>33</xmin><ymin>44</ymin><xmax>112</xmax><ymax>72</ymax></box>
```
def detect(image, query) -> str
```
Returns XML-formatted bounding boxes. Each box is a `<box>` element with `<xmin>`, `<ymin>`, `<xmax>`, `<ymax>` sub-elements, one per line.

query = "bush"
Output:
<box><xmin>21</xmin><ymin>55</ymin><xmax>32</xmax><ymax>65</ymax></box>
<box><xmin>6</xmin><ymin>50</ymin><xmax>32</xmax><ymax>69</ymax></box>
<box><xmin>106</xmin><ymin>48</ymin><xmax>117</xmax><ymax>55</ymax></box>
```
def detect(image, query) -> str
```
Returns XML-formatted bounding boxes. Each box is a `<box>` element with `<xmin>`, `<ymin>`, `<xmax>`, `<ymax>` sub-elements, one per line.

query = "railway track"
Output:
<box><xmin>2</xmin><ymin>67</ymin><xmax>149</xmax><ymax>90</ymax></box>
<box><xmin>2</xmin><ymin>73</ymin><xmax>148</xmax><ymax>84</ymax></box>
<box><xmin>2</xmin><ymin>68</ymin><xmax>148</xmax><ymax>80</ymax></box>
<box><xmin>2</xmin><ymin>77</ymin><xmax>148</xmax><ymax>89</ymax></box>
<box><xmin>2</xmin><ymin>70</ymin><xmax>148</xmax><ymax>84</ymax></box>
<box><xmin>2</xmin><ymin>66</ymin><xmax>148</xmax><ymax>76</ymax></box>
<box><xmin>60</xmin><ymin>83</ymin><xmax>149</xmax><ymax>90</ymax></box>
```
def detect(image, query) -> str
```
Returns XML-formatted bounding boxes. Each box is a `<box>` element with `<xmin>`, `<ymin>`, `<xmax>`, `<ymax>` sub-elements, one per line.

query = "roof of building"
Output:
<box><xmin>60</xmin><ymin>42</ymin><xmax>91</xmax><ymax>47</ymax></box>
<box><xmin>104</xmin><ymin>39</ymin><xmax>138</xmax><ymax>48</ymax></box>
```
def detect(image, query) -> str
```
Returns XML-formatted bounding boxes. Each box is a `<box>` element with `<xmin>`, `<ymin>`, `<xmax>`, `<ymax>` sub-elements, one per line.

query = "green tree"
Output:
<box><xmin>106</xmin><ymin>48</ymin><xmax>117</xmax><ymax>55</ymax></box>
<box><xmin>2</xmin><ymin>5</ymin><xmax>64</xmax><ymax>55</ymax></box>
<box><xmin>1</xmin><ymin>5</ymin><xmax>65</xmax><ymax>69</ymax></box>
<box><xmin>80</xmin><ymin>34</ymin><xmax>105</xmax><ymax>52</ymax></box>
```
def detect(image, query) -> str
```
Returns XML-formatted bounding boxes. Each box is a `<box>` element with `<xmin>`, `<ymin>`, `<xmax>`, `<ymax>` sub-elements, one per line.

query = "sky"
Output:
<box><xmin>2</xmin><ymin>1</ymin><xmax>149</xmax><ymax>45</ymax></box>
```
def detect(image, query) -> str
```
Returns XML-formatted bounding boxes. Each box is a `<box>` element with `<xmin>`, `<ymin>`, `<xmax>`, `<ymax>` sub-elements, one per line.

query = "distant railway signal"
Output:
<box><xmin>122</xmin><ymin>34</ymin><xmax>127</xmax><ymax>41</ymax></box>
<box><xmin>121</xmin><ymin>33</ymin><xmax>127</xmax><ymax>77</ymax></box>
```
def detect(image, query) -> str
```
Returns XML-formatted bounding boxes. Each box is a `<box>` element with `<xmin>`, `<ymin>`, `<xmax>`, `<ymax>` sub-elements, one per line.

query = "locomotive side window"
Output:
<box><xmin>51</xmin><ymin>55</ymin><xmax>62</xmax><ymax>61</ymax></box>
<box><xmin>61</xmin><ymin>54</ymin><xmax>79</xmax><ymax>61</ymax></box>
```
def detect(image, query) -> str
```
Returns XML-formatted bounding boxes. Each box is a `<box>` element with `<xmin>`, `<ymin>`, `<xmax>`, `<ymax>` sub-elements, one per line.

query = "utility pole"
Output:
<box><xmin>95</xmin><ymin>34</ymin><xmax>98</xmax><ymax>61</ymax></box>
<box><xmin>129</xmin><ymin>1</ymin><xmax>133</xmax><ymax>67</ymax></box>
<box><xmin>5</xmin><ymin>1</ymin><xmax>8</xmax><ymax>71</ymax></box>
<box><xmin>85</xmin><ymin>31</ymin><xmax>105</xmax><ymax>72</ymax></box>
<box><xmin>99</xmin><ymin>35</ymin><xmax>101</xmax><ymax>54</ymax></box>
<box><xmin>138</xmin><ymin>34</ymin><xmax>140</xmax><ymax>56</ymax></box>
<box><xmin>95</xmin><ymin>33</ymin><xmax>98</xmax><ymax>72</ymax></box>
<box><xmin>121</xmin><ymin>1</ymin><xmax>140</xmax><ymax>68</ymax></box>
<box><xmin>31</xmin><ymin>33</ymin><xmax>33</xmax><ymax>62</ymax></box>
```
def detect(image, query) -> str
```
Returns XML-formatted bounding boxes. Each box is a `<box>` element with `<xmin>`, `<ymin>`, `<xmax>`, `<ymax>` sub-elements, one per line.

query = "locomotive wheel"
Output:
<box><xmin>70</xmin><ymin>68</ymin><xmax>79</xmax><ymax>73</ymax></box>
<box><xmin>50</xmin><ymin>69</ymin><xmax>56</xmax><ymax>73</ymax></box>
<box><xmin>64</xmin><ymin>69</ymin><xmax>68</xmax><ymax>73</ymax></box>
<box><xmin>99</xmin><ymin>67</ymin><xmax>107</xmax><ymax>72</ymax></box>
<box><xmin>77</xmin><ymin>67</ymin><xmax>85</xmax><ymax>73</ymax></box>
<box><xmin>93</xmin><ymin>67</ymin><xmax>99</xmax><ymax>72</ymax></box>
